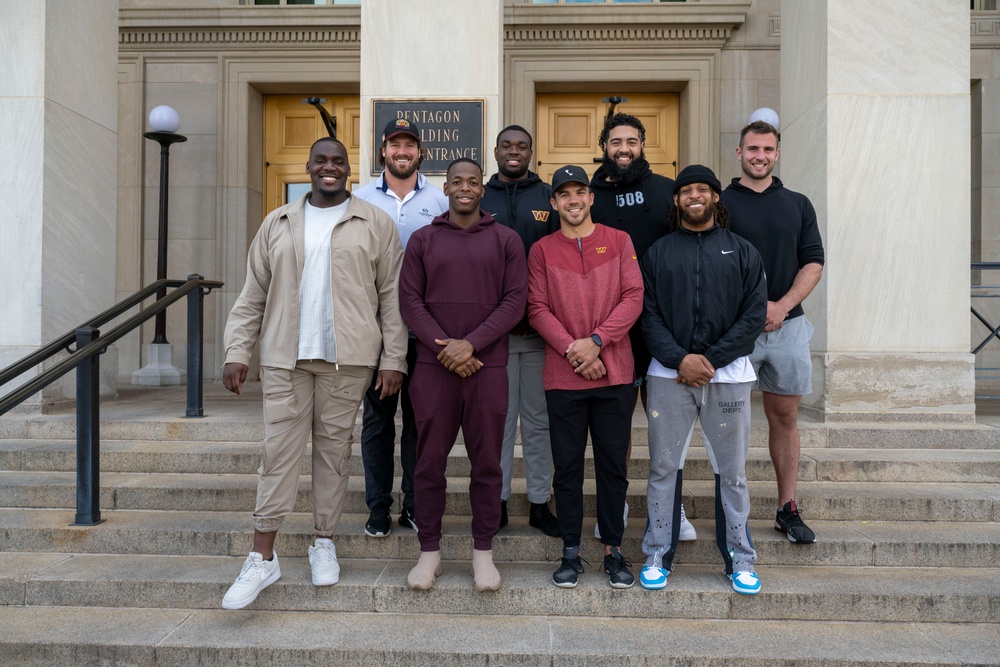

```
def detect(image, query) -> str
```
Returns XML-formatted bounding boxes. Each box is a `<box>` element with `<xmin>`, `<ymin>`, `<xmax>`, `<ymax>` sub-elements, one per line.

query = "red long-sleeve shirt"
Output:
<box><xmin>527</xmin><ymin>224</ymin><xmax>644</xmax><ymax>391</ymax></box>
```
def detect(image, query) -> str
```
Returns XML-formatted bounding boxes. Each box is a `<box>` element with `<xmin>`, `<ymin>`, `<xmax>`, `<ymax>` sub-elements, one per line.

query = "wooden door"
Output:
<box><xmin>263</xmin><ymin>95</ymin><xmax>361</xmax><ymax>214</ymax></box>
<box><xmin>535</xmin><ymin>93</ymin><xmax>679</xmax><ymax>184</ymax></box>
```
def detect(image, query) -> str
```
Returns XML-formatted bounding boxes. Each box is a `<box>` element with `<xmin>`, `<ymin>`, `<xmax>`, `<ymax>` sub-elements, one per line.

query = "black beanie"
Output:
<box><xmin>673</xmin><ymin>164</ymin><xmax>721</xmax><ymax>196</ymax></box>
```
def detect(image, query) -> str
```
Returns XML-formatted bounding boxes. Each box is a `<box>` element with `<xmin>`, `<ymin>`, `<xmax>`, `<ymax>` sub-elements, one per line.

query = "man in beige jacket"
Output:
<box><xmin>220</xmin><ymin>137</ymin><xmax>407</xmax><ymax>610</ymax></box>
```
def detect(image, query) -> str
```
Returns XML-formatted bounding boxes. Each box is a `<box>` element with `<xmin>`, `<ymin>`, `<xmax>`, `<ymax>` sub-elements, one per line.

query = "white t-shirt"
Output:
<box><xmin>297</xmin><ymin>198</ymin><xmax>350</xmax><ymax>362</ymax></box>
<box><xmin>647</xmin><ymin>355</ymin><xmax>756</xmax><ymax>384</ymax></box>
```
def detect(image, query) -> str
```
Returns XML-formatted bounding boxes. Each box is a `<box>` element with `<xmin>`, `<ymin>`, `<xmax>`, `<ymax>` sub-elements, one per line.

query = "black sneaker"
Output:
<box><xmin>552</xmin><ymin>547</ymin><xmax>584</xmax><ymax>588</ymax></box>
<box><xmin>775</xmin><ymin>500</ymin><xmax>816</xmax><ymax>544</ymax></box>
<box><xmin>364</xmin><ymin>506</ymin><xmax>391</xmax><ymax>537</ymax></box>
<box><xmin>603</xmin><ymin>547</ymin><xmax>634</xmax><ymax>589</ymax></box>
<box><xmin>499</xmin><ymin>499</ymin><xmax>509</xmax><ymax>529</ymax></box>
<box><xmin>529</xmin><ymin>502</ymin><xmax>561</xmax><ymax>538</ymax></box>
<box><xmin>398</xmin><ymin>507</ymin><xmax>418</xmax><ymax>533</ymax></box>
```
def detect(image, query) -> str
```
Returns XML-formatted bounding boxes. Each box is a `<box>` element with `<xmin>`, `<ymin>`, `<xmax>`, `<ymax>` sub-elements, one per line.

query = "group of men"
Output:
<box><xmin>218</xmin><ymin>111</ymin><xmax>824</xmax><ymax>610</ymax></box>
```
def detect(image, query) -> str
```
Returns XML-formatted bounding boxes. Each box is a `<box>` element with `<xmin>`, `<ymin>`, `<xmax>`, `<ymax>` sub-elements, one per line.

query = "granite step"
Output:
<box><xmin>5</xmin><ymin>439</ymin><xmax>999</xmax><ymax>483</ymax></box>
<box><xmin>1</xmin><ymin>509</ymin><xmax>998</xmax><ymax>568</ymax></box>
<box><xmin>0</xmin><ymin>552</ymin><xmax>995</xmax><ymax>625</ymax></box>
<box><xmin>1</xmin><ymin>471</ymin><xmax>996</xmax><ymax>522</ymax></box>
<box><xmin>1</xmin><ymin>605</ymin><xmax>994</xmax><ymax>667</ymax></box>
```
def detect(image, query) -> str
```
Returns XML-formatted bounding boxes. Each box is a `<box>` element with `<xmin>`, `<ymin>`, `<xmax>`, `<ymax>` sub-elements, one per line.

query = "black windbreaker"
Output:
<box><xmin>640</xmin><ymin>224</ymin><xmax>767</xmax><ymax>371</ymax></box>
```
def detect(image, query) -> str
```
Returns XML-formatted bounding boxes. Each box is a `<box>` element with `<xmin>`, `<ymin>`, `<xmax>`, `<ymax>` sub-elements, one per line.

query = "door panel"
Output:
<box><xmin>264</xmin><ymin>95</ymin><xmax>360</xmax><ymax>214</ymax></box>
<box><xmin>536</xmin><ymin>93</ymin><xmax>679</xmax><ymax>185</ymax></box>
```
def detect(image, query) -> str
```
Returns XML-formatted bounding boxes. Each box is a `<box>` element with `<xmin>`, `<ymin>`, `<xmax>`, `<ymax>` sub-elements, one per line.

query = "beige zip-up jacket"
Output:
<box><xmin>224</xmin><ymin>193</ymin><xmax>407</xmax><ymax>374</ymax></box>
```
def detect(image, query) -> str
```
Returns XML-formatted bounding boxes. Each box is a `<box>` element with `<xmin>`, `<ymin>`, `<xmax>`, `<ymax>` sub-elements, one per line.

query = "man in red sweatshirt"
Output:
<box><xmin>399</xmin><ymin>159</ymin><xmax>528</xmax><ymax>592</ymax></box>
<box><xmin>527</xmin><ymin>165</ymin><xmax>644</xmax><ymax>589</ymax></box>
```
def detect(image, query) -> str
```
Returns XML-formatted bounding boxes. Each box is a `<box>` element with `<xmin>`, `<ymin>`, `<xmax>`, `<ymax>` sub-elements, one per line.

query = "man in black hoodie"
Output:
<box><xmin>589</xmin><ymin>112</ymin><xmax>695</xmax><ymax>542</ymax></box>
<box><xmin>720</xmin><ymin>120</ymin><xmax>825</xmax><ymax>545</ymax></box>
<box><xmin>482</xmin><ymin>125</ymin><xmax>561</xmax><ymax>537</ymax></box>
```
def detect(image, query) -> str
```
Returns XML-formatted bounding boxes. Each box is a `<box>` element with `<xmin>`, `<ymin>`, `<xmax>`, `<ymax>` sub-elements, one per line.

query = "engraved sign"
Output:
<box><xmin>372</xmin><ymin>99</ymin><xmax>485</xmax><ymax>176</ymax></box>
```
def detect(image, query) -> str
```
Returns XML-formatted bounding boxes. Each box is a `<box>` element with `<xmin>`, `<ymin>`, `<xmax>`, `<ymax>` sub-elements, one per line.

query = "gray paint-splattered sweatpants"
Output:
<box><xmin>642</xmin><ymin>376</ymin><xmax>756</xmax><ymax>575</ymax></box>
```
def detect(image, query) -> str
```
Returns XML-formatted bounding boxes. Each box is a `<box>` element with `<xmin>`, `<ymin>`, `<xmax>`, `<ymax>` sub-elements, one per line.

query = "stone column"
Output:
<box><xmin>0</xmin><ymin>1</ymin><xmax>119</xmax><ymax>410</ymax></box>
<box><xmin>781</xmin><ymin>0</ymin><xmax>974</xmax><ymax>422</ymax></box>
<box><xmin>359</xmin><ymin>0</ymin><xmax>503</xmax><ymax>188</ymax></box>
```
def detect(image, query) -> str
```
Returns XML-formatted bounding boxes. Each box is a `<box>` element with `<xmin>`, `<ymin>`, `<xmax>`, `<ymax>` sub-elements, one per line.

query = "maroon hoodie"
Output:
<box><xmin>399</xmin><ymin>210</ymin><xmax>528</xmax><ymax>367</ymax></box>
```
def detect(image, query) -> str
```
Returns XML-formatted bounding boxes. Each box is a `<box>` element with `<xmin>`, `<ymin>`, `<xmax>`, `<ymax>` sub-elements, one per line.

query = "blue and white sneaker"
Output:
<box><xmin>639</xmin><ymin>565</ymin><xmax>668</xmax><ymax>590</ymax></box>
<box><xmin>730</xmin><ymin>570</ymin><xmax>761</xmax><ymax>595</ymax></box>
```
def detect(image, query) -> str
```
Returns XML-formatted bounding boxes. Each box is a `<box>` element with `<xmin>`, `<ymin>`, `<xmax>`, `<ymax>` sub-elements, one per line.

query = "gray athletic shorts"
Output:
<box><xmin>748</xmin><ymin>314</ymin><xmax>814</xmax><ymax>396</ymax></box>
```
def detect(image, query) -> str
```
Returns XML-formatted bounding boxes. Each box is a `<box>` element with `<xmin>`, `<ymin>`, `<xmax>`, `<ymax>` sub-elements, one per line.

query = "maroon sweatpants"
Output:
<box><xmin>409</xmin><ymin>362</ymin><xmax>507</xmax><ymax>551</ymax></box>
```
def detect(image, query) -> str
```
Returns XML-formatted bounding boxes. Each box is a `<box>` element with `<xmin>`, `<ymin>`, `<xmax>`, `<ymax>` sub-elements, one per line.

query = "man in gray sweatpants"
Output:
<box><xmin>637</xmin><ymin>165</ymin><xmax>767</xmax><ymax>595</ymax></box>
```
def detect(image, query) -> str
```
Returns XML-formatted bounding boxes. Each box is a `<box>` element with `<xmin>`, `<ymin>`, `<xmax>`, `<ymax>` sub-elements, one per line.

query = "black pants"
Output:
<box><xmin>360</xmin><ymin>336</ymin><xmax>418</xmax><ymax>512</ymax></box>
<box><xmin>546</xmin><ymin>384</ymin><xmax>633</xmax><ymax>549</ymax></box>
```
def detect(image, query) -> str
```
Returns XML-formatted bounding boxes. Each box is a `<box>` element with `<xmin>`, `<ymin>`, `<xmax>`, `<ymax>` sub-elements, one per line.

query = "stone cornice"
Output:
<box><xmin>503</xmin><ymin>2</ymin><xmax>751</xmax><ymax>48</ymax></box>
<box><xmin>971</xmin><ymin>11</ymin><xmax>1000</xmax><ymax>47</ymax></box>
<box><xmin>119</xmin><ymin>6</ymin><xmax>360</xmax><ymax>50</ymax></box>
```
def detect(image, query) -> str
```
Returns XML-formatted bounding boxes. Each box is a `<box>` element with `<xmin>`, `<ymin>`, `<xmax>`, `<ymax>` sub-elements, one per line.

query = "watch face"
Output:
<box><xmin>591</xmin><ymin>334</ymin><xmax>602</xmax><ymax>347</ymax></box>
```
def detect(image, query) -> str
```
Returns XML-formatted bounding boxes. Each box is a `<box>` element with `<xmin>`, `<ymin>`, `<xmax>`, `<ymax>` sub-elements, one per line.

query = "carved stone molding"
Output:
<box><xmin>504</xmin><ymin>2</ymin><xmax>751</xmax><ymax>49</ymax></box>
<box><xmin>971</xmin><ymin>13</ymin><xmax>1000</xmax><ymax>46</ymax></box>
<box><xmin>119</xmin><ymin>6</ymin><xmax>360</xmax><ymax>51</ymax></box>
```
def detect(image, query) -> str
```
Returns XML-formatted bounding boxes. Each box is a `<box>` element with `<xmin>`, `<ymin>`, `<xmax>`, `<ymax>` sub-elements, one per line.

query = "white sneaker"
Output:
<box><xmin>308</xmin><ymin>538</ymin><xmax>340</xmax><ymax>586</ymax></box>
<box><xmin>678</xmin><ymin>503</ymin><xmax>697</xmax><ymax>541</ymax></box>
<box><xmin>595</xmin><ymin>501</ymin><xmax>629</xmax><ymax>540</ymax></box>
<box><xmin>222</xmin><ymin>551</ymin><xmax>281</xmax><ymax>610</ymax></box>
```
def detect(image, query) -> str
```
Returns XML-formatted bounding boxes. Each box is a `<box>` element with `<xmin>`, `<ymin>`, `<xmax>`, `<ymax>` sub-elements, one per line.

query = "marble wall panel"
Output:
<box><xmin>981</xmin><ymin>79</ymin><xmax>1000</xmax><ymax>135</ymax></box>
<box><xmin>827</xmin><ymin>0</ymin><xmax>969</xmax><ymax>96</ymax></box>
<box><xmin>44</xmin><ymin>0</ymin><xmax>117</xmax><ymax>130</ymax></box>
<box><xmin>142</xmin><ymin>186</ymin><xmax>218</xmax><ymax>242</ymax></box>
<box><xmin>826</xmin><ymin>94</ymin><xmax>970</xmax><ymax>352</ymax></box>
<box><xmin>980</xmin><ymin>187</ymin><xmax>1000</xmax><ymax>259</ymax></box>
<box><xmin>40</xmin><ymin>101</ymin><xmax>117</xmax><ymax>342</ymax></box>
<box><xmin>779</xmin><ymin>0</ymin><xmax>827</xmax><ymax>127</ymax></box>
<box><xmin>1</xmin><ymin>4</ymin><xmax>45</xmax><ymax>97</ymax></box>
<box><xmin>972</xmin><ymin>49</ymin><xmax>993</xmax><ymax>80</ymax></box>
<box><xmin>720</xmin><ymin>79</ymin><xmax>758</xmax><ymax>134</ymax></box>
<box><xmin>143</xmin><ymin>132</ymin><xmax>218</xmax><ymax>189</ymax></box>
<box><xmin>0</xmin><ymin>99</ymin><xmax>44</xmax><ymax>346</ymax></box>
<box><xmin>361</xmin><ymin>0</ymin><xmax>500</xmax><ymax>97</ymax></box>
<box><xmin>983</xmin><ymin>133</ymin><xmax>1000</xmax><ymax>189</ymax></box>
<box><xmin>146</xmin><ymin>62</ymin><xmax>219</xmax><ymax>85</ymax></box>
<box><xmin>756</xmin><ymin>78</ymin><xmax>780</xmax><ymax>119</ymax></box>
<box><xmin>143</xmin><ymin>83</ymin><xmax>219</xmax><ymax>136</ymax></box>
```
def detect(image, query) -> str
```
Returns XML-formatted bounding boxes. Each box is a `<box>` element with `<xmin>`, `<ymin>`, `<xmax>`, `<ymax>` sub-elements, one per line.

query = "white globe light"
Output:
<box><xmin>748</xmin><ymin>107</ymin><xmax>779</xmax><ymax>130</ymax></box>
<box><xmin>148</xmin><ymin>105</ymin><xmax>180</xmax><ymax>133</ymax></box>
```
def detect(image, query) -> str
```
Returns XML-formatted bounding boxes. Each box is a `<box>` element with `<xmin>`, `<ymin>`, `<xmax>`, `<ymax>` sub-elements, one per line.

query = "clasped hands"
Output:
<box><xmin>435</xmin><ymin>338</ymin><xmax>483</xmax><ymax>377</ymax></box>
<box><xmin>565</xmin><ymin>337</ymin><xmax>606</xmax><ymax>381</ymax></box>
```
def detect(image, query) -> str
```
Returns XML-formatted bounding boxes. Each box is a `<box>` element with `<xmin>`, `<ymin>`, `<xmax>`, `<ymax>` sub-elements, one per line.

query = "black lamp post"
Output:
<box><xmin>144</xmin><ymin>105</ymin><xmax>187</xmax><ymax>344</ymax></box>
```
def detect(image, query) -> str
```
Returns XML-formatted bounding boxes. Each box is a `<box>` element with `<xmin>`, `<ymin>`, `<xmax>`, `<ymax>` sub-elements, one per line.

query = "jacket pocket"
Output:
<box><xmin>261</xmin><ymin>366</ymin><xmax>299</xmax><ymax>424</ymax></box>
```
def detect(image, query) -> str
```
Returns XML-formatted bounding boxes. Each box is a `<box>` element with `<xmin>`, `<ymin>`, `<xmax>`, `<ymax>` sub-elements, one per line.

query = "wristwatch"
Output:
<box><xmin>590</xmin><ymin>334</ymin><xmax>602</xmax><ymax>347</ymax></box>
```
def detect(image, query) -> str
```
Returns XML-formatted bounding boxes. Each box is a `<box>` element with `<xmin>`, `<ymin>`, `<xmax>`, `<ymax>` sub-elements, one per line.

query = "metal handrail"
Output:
<box><xmin>0</xmin><ymin>274</ymin><xmax>223</xmax><ymax>525</ymax></box>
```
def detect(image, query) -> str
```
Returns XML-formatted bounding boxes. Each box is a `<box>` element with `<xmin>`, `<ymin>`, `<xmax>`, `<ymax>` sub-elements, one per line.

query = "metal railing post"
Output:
<box><xmin>73</xmin><ymin>326</ymin><xmax>104</xmax><ymax>526</ymax></box>
<box><xmin>186</xmin><ymin>274</ymin><xmax>206</xmax><ymax>418</ymax></box>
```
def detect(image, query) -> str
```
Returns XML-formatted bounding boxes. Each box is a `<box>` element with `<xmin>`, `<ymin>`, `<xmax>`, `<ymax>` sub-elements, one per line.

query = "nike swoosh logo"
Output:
<box><xmin>721</xmin><ymin>250</ymin><xmax>734</xmax><ymax>254</ymax></box>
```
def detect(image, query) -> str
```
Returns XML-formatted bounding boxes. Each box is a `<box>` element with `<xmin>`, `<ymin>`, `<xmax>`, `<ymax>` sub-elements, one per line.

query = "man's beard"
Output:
<box><xmin>679</xmin><ymin>197</ymin><xmax>717</xmax><ymax>227</ymax></box>
<box><xmin>497</xmin><ymin>161</ymin><xmax>529</xmax><ymax>180</ymax></box>
<box><xmin>386</xmin><ymin>156</ymin><xmax>420</xmax><ymax>180</ymax></box>
<box><xmin>601</xmin><ymin>151</ymin><xmax>649</xmax><ymax>184</ymax></box>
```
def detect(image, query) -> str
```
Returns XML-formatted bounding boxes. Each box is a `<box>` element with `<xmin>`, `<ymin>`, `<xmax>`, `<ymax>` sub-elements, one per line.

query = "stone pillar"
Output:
<box><xmin>781</xmin><ymin>0</ymin><xmax>974</xmax><ymax>422</ymax></box>
<box><xmin>0</xmin><ymin>1</ymin><xmax>119</xmax><ymax>410</ymax></box>
<box><xmin>359</xmin><ymin>0</ymin><xmax>503</xmax><ymax>188</ymax></box>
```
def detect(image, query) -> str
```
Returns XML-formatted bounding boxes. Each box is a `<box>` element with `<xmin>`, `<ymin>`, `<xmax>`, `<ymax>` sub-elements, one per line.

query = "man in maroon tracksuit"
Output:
<box><xmin>399</xmin><ymin>159</ymin><xmax>528</xmax><ymax>592</ymax></box>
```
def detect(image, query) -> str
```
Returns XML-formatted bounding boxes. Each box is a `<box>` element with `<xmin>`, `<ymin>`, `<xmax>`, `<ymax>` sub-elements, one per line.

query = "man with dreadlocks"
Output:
<box><xmin>638</xmin><ymin>165</ymin><xmax>767</xmax><ymax>595</ymax></box>
<box><xmin>589</xmin><ymin>112</ymin><xmax>696</xmax><ymax>543</ymax></box>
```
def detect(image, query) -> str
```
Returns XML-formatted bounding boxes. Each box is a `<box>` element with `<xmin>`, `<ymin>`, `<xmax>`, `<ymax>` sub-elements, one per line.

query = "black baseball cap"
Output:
<box><xmin>382</xmin><ymin>118</ymin><xmax>420</xmax><ymax>142</ymax></box>
<box><xmin>551</xmin><ymin>165</ymin><xmax>590</xmax><ymax>192</ymax></box>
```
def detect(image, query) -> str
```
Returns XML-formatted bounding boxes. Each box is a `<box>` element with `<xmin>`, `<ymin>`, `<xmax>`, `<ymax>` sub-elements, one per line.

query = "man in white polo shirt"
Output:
<box><xmin>354</xmin><ymin>118</ymin><xmax>448</xmax><ymax>537</ymax></box>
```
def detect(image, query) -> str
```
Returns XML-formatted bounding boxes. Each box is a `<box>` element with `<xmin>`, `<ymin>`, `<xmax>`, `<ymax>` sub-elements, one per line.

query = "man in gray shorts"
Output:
<box><xmin>720</xmin><ymin>119</ymin><xmax>825</xmax><ymax>544</ymax></box>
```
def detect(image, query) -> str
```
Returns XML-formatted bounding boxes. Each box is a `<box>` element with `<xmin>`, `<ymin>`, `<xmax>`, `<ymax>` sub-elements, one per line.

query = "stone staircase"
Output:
<box><xmin>0</xmin><ymin>385</ymin><xmax>998</xmax><ymax>666</ymax></box>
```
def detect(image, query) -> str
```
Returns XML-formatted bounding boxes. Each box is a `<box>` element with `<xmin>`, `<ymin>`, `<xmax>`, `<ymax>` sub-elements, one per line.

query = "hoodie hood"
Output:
<box><xmin>726</xmin><ymin>175</ymin><xmax>785</xmax><ymax>196</ymax></box>
<box><xmin>431</xmin><ymin>209</ymin><xmax>497</xmax><ymax>233</ymax></box>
